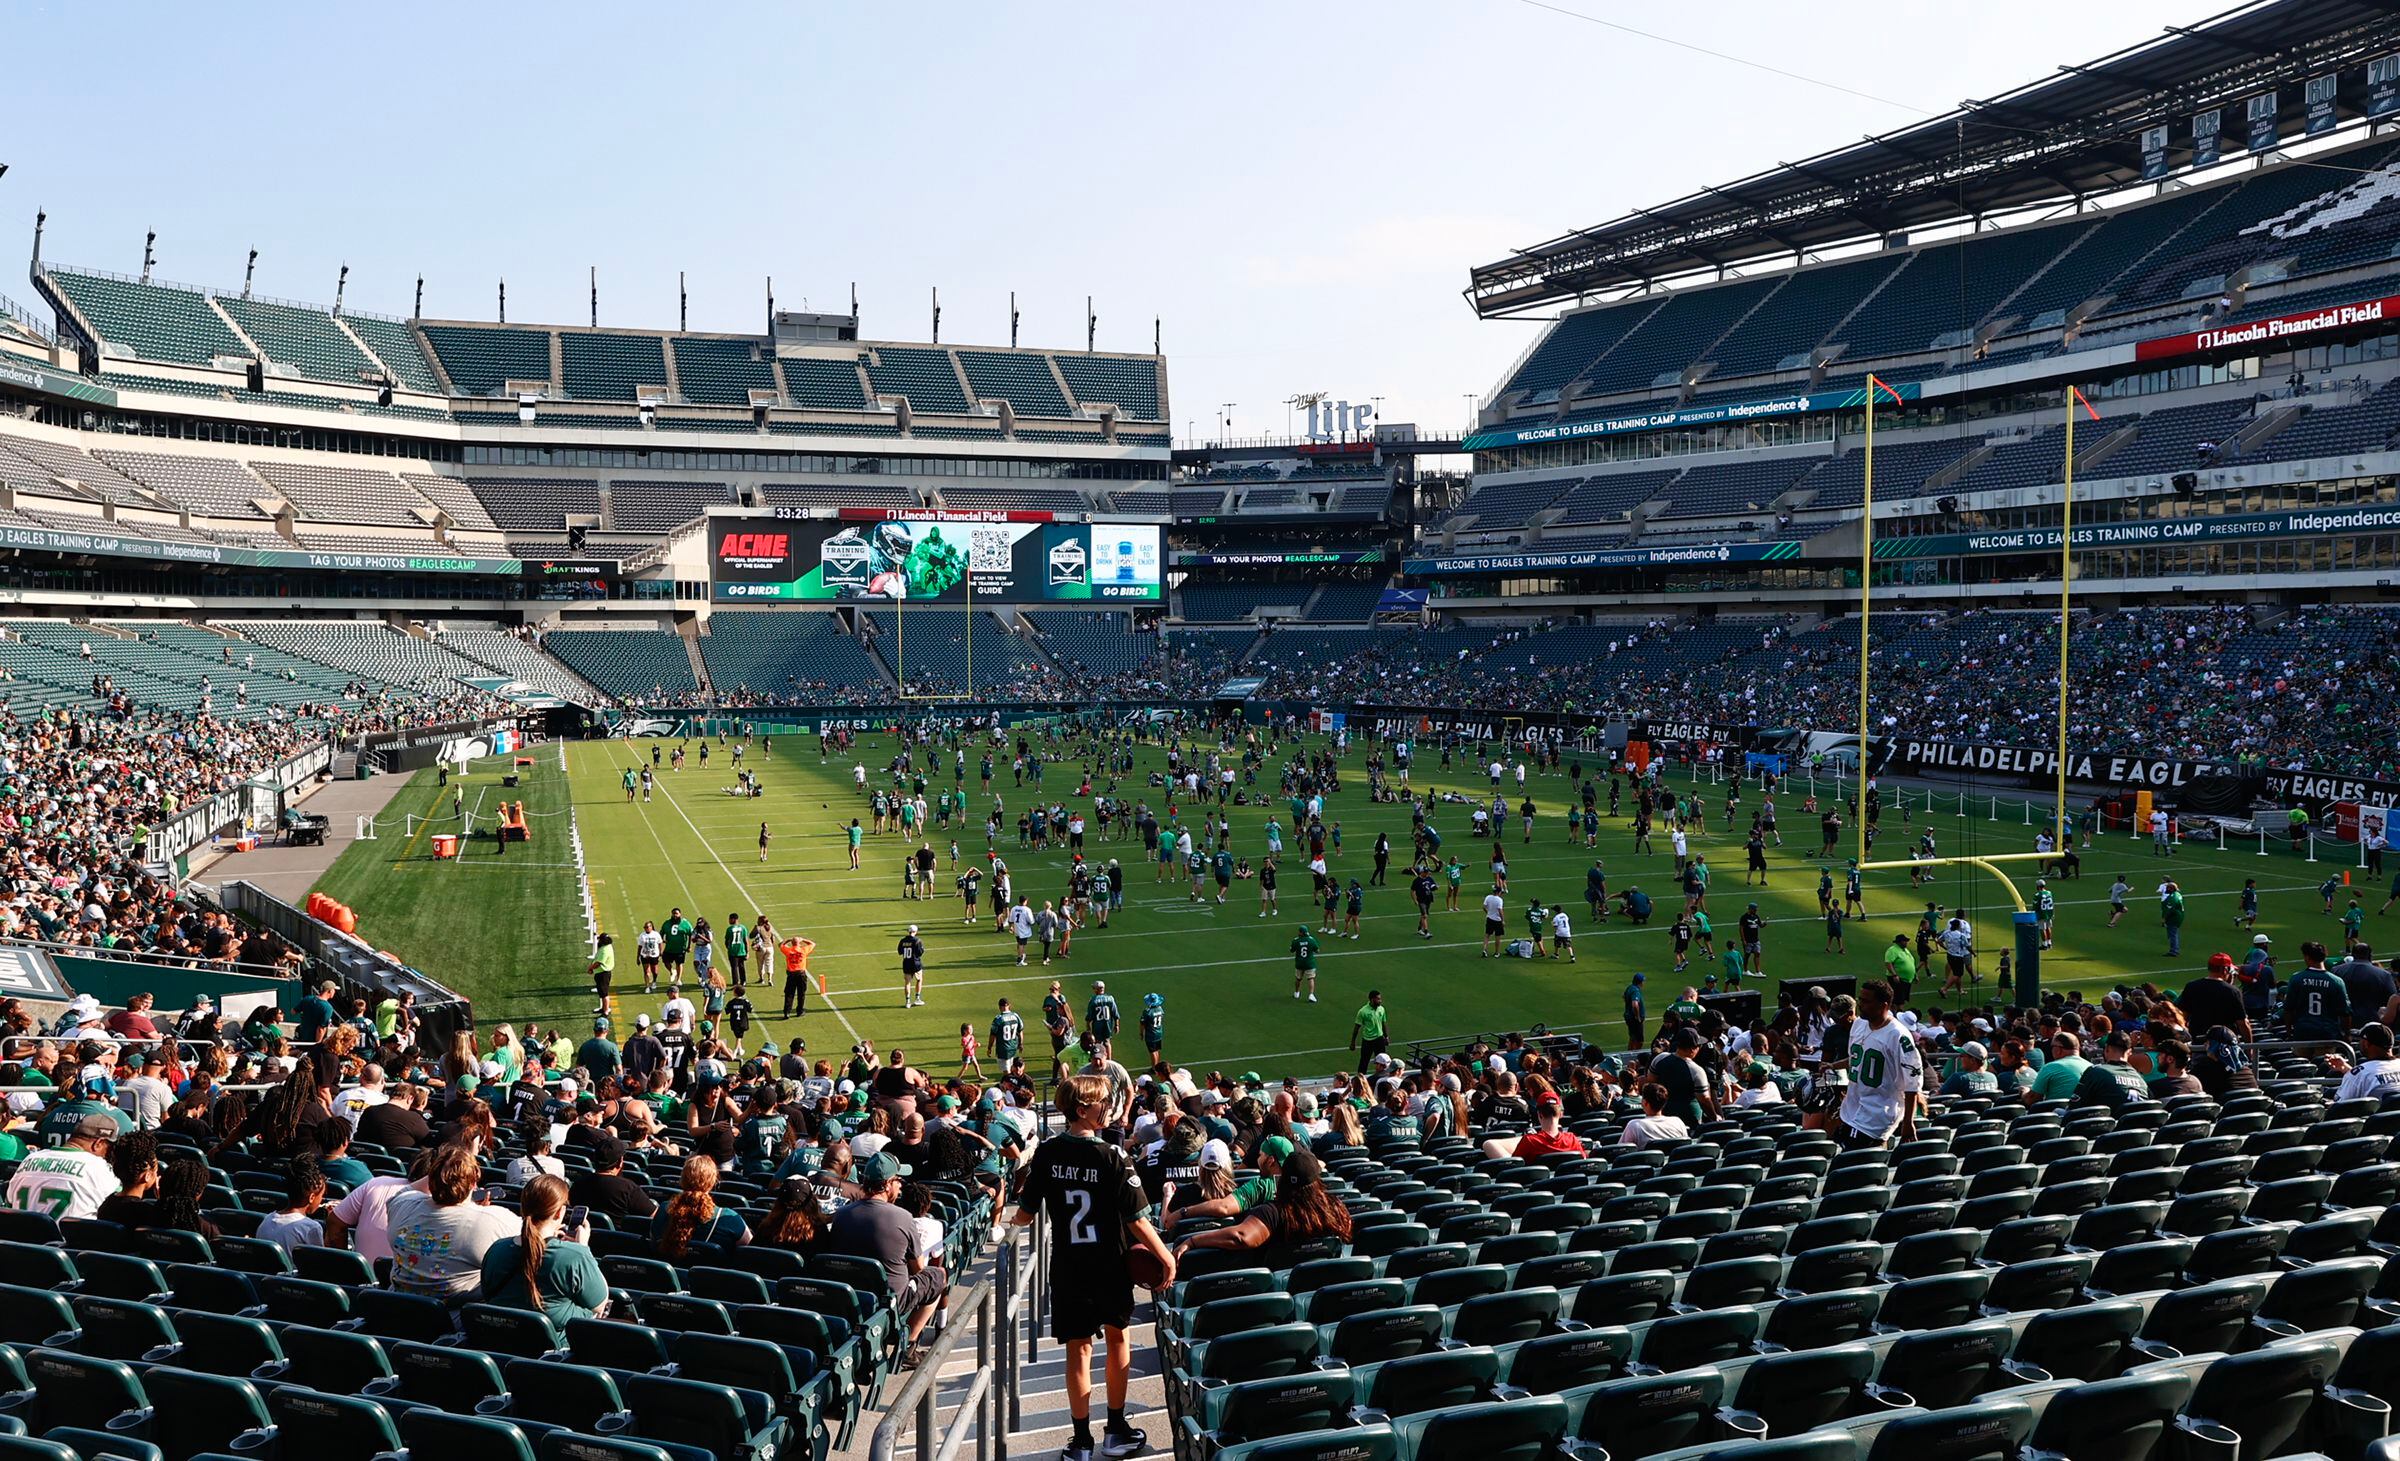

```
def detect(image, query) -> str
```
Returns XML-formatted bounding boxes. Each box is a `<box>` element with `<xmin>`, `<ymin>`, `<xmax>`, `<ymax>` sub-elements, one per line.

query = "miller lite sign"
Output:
<box><xmin>1301</xmin><ymin>398</ymin><xmax>1377</xmax><ymax>442</ymax></box>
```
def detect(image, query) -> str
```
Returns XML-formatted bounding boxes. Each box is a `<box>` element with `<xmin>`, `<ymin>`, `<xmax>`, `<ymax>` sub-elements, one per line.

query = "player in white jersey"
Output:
<box><xmin>1550</xmin><ymin>908</ymin><xmax>1576</xmax><ymax>962</ymax></box>
<box><xmin>1835</xmin><ymin>979</ymin><xmax>1922</xmax><ymax>1149</ymax></box>
<box><xmin>5</xmin><ymin>1114</ymin><xmax>122</xmax><ymax>1219</ymax></box>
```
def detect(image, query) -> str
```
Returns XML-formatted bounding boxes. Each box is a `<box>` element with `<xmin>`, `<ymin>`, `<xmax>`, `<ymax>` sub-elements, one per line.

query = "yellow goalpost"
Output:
<box><xmin>1848</xmin><ymin>376</ymin><xmax>2097</xmax><ymax>951</ymax></box>
<box><xmin>890</xmin><ymin>578</ymin><xmax>979</xmax><ymax>703</ymax></box>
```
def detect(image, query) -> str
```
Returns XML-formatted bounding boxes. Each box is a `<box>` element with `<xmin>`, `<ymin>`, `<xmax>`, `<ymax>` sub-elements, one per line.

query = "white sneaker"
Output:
<box><xmin>1293</xmin><ymin>992</ymin><xmax>1301</xmax><ymax>1000</ymax></box>
<box><xmin>1308</xmin><ymin>993</ymin><xmax>1318</xmax><ymax>1002</ymax></box>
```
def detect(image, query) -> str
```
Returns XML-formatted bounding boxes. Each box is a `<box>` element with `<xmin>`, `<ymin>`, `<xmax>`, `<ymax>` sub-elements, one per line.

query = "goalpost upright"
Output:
<box><xmin>892</xmin><ymin>574</ymin><xmax>977</xmax><ymax>703</ymax></box>
<box><xmin>1847</xmin><ymin>376</ymin><xmax>2096</xmax><ymax>1007</ymax></box>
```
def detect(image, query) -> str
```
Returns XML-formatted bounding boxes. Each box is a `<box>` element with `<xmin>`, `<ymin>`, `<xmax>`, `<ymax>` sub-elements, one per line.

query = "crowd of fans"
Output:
<box><xmin>929</xmin><ymin>604</ymin><xmax>2400</xmax><ymax>777</ymax></box>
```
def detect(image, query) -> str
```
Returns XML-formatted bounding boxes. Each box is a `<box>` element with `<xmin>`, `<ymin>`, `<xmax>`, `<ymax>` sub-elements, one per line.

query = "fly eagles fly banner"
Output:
<box><xmin>710</xmin><ymin>510</ymin><xmax>1162</xmax><ymax>603</ymax></box>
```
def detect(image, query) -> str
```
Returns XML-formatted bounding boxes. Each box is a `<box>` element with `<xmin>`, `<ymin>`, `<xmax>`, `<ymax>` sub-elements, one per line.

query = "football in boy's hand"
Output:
<box><xmin>1126</xmin><ymin>1244</ymin><xmax>1171</xmax><ymax>1290</ymax></box>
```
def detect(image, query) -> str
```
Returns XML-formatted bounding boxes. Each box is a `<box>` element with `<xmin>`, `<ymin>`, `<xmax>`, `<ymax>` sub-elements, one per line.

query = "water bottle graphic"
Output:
<box><xmin>1115</xmin><ymin>539</ymin><xmax>1136</xmax><ymax>581</ymax></box>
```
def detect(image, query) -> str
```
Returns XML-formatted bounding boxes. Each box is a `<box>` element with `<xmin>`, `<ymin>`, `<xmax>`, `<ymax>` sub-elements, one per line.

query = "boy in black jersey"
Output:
<box><xmin>1010</xmin><ymin>1073</ymin><xmax>1174</xmax><ymax>1461</ymax></box>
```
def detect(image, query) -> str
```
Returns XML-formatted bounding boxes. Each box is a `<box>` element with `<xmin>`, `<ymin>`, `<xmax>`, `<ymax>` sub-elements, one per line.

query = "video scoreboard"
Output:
<box><xmin>710</xmin><ymin>510</ymin><xmax>1162</xmax><ymax>604</ymax></box>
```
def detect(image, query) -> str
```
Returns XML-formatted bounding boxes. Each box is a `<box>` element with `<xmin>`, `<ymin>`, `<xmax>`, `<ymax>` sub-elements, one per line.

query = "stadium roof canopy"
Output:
<box><xmin>1468</xmin><ymin>0</ymin><xmax>2400</xmax><ymax>316</ymax></box>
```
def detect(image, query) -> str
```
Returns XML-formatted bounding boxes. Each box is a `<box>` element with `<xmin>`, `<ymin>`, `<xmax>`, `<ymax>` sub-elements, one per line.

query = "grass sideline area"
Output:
<box><xmin>316</xmin><ymin>730</ymin><xmax>2368</xmax><ymax>1076</ymax></box>
<box><xmin>312</xmin><ymin>748</ymin><xmax>590</xmax><ymax>1025</ymax></box>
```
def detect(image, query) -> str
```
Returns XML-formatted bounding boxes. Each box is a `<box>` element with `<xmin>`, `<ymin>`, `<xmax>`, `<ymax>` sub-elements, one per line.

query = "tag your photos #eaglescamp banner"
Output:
<box><xmin>710</xmin><ymin>511</ymin><xmax>1163</xmax><ymax>603</ymax></box>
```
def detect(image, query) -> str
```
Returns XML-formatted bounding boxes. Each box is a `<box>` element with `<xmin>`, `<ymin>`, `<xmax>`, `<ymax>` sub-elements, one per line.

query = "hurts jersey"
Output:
<box><xmin>1019</xmin><ymin>1133</ymin><xmax>1146</xmax><ymax>1271</ymax></box>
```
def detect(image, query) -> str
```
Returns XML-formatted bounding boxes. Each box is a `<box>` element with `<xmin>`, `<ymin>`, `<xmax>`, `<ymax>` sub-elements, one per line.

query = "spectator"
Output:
<box><xmin>1169</xmin><ymin>1145</ymin><xmax>1348</xmax><ymax>1270</ymax></box>
<box><xmin>385</xmin><ymin>1143</ymin><xmax>515</xmax><ymax>1304</ymax></box>
<box><xmin>256</xmin><ymin>1156</ymin><xmax>329</xmax><ymax>1253</ymax></box>
<box><xmin>117</xmin><ymin>1051</ymin><xmax>174</xmax><ymax>1132</ymax></box>
<box><xmin>755</xmin><ymin>1176</ymin><xmax>827</xmax><ymax>1256</ymax></box>
<box><xmin>1512</xmin><ymin>1094</ymin><xmax>1586</xmax><ymax>1156</ymax></box>
<box><xmin>357</xmin><ymin>1080</ymin><xmax>431</xmax><ymax>1151</ymax></box>
<box><xmin>4</xmin><ymin>1111</ymin><xmax>120</xmax><ymax>1219</ymax></box>
<box><xmin>831</xmin><ymin>1150</ymin><xmax>947</xmax><ymax>1366</ymax></box>
<box><xmin>650</xmin><ymin>1154</ymin><xmax>749</xmax><ymax>1258</ymax></box>
<box><xmin>2024</xmin><ymin>1032</ymin><xmax>2090</xmax><ymax>1102</ymax></box>
<box><xmin>568</xmin><ymin>1132</ymin><xmax>655</xmax><ymax>1223</ymax></box>
<box><xmin>2150</xmin><ymin>1039</ymin><xmax>2204</xmax><ymax>1097</ymax></box>
<box><xmin>2328</xmin><ymin>1022</ymin><xmax>2400</xmax><ymax>1102</ymax></box>
<box><xmin>505</xmin><ymin>1122</ymin><xmax>567</xmax><ymax>1185</ymax></box>
<box><xmin>151</xmin><ymin>1158</ymin><xmax>221</xmax><ymax>1240</ymax></box>
<box><xmin>95</xmin><ymin>1131</ymin><xmax>162</xmax><ymax>1227</ymax></box>
<box><xmin>1618</xmin><ymin>1083</ymin><xmax>1690</xmax><ymax>1147</ymax></box>
<box><xmin>315</xmin><ymin>1119</ymin><xmax>374</xmax><ymax>1191</ymax></box>
<box><xmin>480</xmin><ymin>1173</ymin><xmax>608</xmax><ymax>1326</ymax></box>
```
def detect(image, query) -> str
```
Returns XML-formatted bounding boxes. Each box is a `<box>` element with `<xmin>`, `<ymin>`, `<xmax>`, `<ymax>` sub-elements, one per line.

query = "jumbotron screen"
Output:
<box><xmin>711</xmin><ymin>513</ymin><xmax>1162</xmax><ymax>603</ymax></box>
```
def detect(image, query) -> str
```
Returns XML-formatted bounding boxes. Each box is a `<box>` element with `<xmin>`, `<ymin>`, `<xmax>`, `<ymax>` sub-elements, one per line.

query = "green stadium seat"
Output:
<box><xmin>255</xmin><ymin>1277</ymin><xmax>347</xmax><ymax>1329</ymax></box>
<box><xmin>1635</xmin><ymin>1306</ymin><xmax>1760</xmax><ymax>1372</ymax></box>
<box><xmin>1872</xmin><ymin>1321</ymin><xmax>2027</xmax><ymax>1410</ymax></box>
<box><xmin>1565</xmin><ymin>1370</ymin><xmax>1727</xmax><ymax>1459</ymax></box>
<box><xmin>67</xmin><ymin>1255</ymin><xmax>168</xmax><ymax>1303</ymax></box>
<box><xmin>152</xmin><ymin>1313</ymin><xmax>279</xmax><ymax>1379</ymax></box>
<box><xmin>1858</xmin><ymin>1400</ymin><xmax>2034</xmax><ymax>1461</ymax></box>
<box><xmin>461</xmin><ymin>1304</ymin><xmax>567</xmax><ymax>1359</ymax></box>
<box><xmin>496</xmin><ymin>1359</ymin><xmax>630</xmax><ymax>1432</ymax></box>
<box><xmin>0</xmin><ymin>1289</ymin><xmax>78</xmax><ymax>1350</ymax></box>
<box><xmin>1390</xmin><ymin>1396</ymin><xmax>1567</xmax><ymax>1461</ymax></box>
<box><xmin>1448</xmin><ymin>1289</ymin><xmax>1557</xmax><ymax>1347</ymax></box>
<box><xmin>1183</xmin><ymin>1295</ymin><xmax>1300</xmax><ymax>1343</ymax></box>
<box><xmin>662</xmin><ymin>1333</ymin><xmax>831</xmax><ymax>1461</ymax></box>
<box><xmin>1178</xmin><ymin>1370</ymin><xmax>1355</xmax><ymax>1461</ymax></box>
<box><xmin>46</xmin><ymin>1430</ymin><xmax>162</xmax><ymax>1461</ymax></box>
<box><xmin>68</xmin><ymin>1297</ymin><xmax>178</xmax><ymax>1362</ymax></box>
<box><xmin>249</xmin><ymin>1385</ymin><xmax>405</xmax><ymax>1461</ymax></box>
<box><xmin>345</xmin><ymin>1289</ymin><xmax>455</xmax><ymax>1344</ymax></box>
<box><xmin>371</xmin><ymin>1339</ymin><xmax>510</xmax><ymax>1406</ymax></box>
<box><xmin>1320</xmin><ymin>1307</ymin><xmax>1442</xmax><ymax>1367</ymax></box>
<box><xmin>133</xmin><ymin>1368</ymin><xmax>272</xmax><ymax>1461</ymax></box>
<box><xmin>6</xmin><ymin>1349</ymin><xmax>146</xmax><ymax>1435</ymax></box>
<box><xmin>612</xmin><ymin>1372</ymin><xmax>783</xmax><ymax>1461</ymax></box>
<box><xmin>1299</xmin><ymin>1282</ymin><xmax>1405</xmax><ymax>1328</ymax></box>
<box><xmin>1407</xmin><ymin>1266</ymin><xmax>1506</xmax><ymax>1309</ymax></box>
<box><xmin>398</xmin><ymin>1410</ymin><xmax>542</xmax><ymax>1461</ymax></box>
<box><xmin>566</xmin><ymin>1319</ymin><xmax>674</xmax><ymax>1373</ymax></box>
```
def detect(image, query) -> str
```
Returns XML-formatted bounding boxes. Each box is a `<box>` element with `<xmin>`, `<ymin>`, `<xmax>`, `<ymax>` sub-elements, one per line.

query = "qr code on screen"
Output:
<box><xmin>970</xmin><ymin>528</ymin><xmax>1013</xmax><ymax>572</ymax></box>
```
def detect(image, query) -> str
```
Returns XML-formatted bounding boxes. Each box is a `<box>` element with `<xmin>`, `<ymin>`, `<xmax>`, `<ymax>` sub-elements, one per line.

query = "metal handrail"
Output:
<box><xmin>0</xmin><ymin>933</ymin><xmax>298</xmax><ymax>982</ymax></box>
<box><xmin>872</xmin><ymin>1276</ymin><xmax>996</xmax><ymax>1461</ymax></box>
<box><xmin>871</xmin><ymin>1210</ymin><xmax>1043</xmax><ymax>1461</ymax></box>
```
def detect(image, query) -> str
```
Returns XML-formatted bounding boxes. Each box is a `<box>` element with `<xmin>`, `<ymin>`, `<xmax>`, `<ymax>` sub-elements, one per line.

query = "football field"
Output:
<box><xmin>317</xmin><ymin>729</ymin><xmax>2367</xmax><ymax>1077</ymax></box>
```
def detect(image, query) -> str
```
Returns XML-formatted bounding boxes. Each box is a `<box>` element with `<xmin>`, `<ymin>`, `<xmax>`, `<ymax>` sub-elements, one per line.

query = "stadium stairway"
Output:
<box><xmin>852</xmin><ymin>1227</ymin><xmax>1169</xmax><ymax>1461</ymax></box>
<box><xmin>679</xmin><ymin>621</ymin><xmax>714</xmax><ymax>695</ymax></box>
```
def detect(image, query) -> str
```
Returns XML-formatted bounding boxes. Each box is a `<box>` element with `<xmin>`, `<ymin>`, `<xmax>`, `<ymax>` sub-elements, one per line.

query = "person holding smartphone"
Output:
<box><xmin>479</xmin><ymin>1173</ymin><xmax>608</xmax><ymax>1325</ymax></box>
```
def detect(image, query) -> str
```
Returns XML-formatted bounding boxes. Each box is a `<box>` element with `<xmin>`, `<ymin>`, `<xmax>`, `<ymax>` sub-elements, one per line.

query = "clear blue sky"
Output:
<box><xmin>8</xmin><ymin>0</ymin><xmax>2204</xmax><ymax>439</ymax></box>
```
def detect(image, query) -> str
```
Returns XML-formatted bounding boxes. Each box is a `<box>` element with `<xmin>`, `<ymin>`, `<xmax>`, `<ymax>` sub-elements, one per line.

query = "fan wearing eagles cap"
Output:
<box><xmin>1010</xmin><ymin>1072</ymin><xmax>1173</xmax><ymax>1461</ymax></box>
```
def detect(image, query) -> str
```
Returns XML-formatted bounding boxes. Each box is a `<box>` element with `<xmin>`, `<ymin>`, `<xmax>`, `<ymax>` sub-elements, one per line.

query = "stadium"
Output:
<box><xmin>3</xmin><ymin>5</ymin><xmax>2400</xmax><ymax>1461</ymax></box>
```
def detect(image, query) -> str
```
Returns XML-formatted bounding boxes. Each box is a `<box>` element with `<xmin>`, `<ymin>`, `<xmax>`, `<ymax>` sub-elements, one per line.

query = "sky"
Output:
<box><xmin>7</xmin><ymin>0</ymin><xmax>2211</xmax><ymax>442</ymax></box>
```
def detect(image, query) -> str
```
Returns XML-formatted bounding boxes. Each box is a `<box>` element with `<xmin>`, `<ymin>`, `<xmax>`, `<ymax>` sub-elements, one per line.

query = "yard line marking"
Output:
<box><xmin>638</xmin><ymin>745</ymin><xmax>867</xmax><ymax>1051</ymax></box>
<box><xmin>591</xmin><ymin>744</ymin><xmax>707</xmax><ymax>967</ymax></box>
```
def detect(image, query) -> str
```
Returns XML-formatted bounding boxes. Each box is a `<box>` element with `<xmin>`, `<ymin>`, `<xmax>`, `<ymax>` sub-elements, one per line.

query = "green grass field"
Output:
<box><xmin>316</xmin><ymin>731</ymin><xmax>2372</xmax><ymax>1077</ymax></box>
